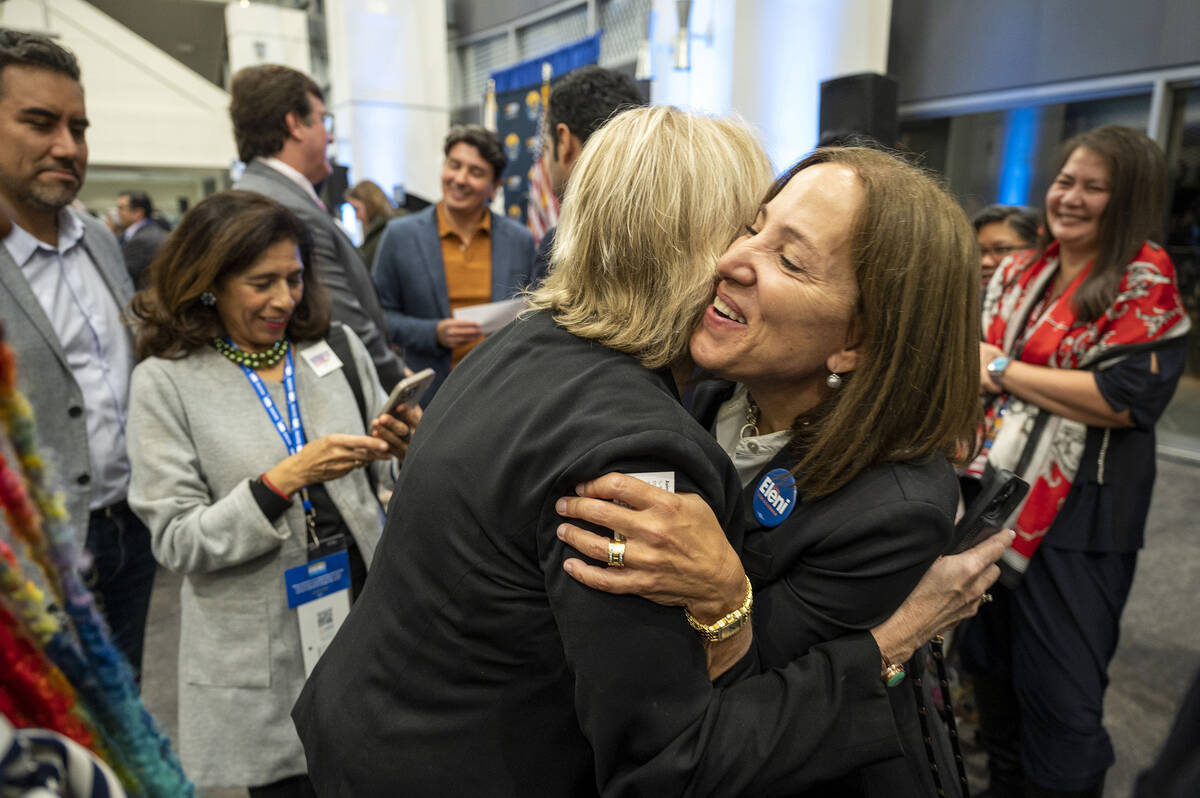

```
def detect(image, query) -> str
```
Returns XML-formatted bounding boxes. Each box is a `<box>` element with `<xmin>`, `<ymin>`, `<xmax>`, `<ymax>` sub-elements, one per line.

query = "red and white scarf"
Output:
<box><xmin>976</xmin><ymin>241</ymin><xmax>1190</xmax><ymax>573</ymax></box>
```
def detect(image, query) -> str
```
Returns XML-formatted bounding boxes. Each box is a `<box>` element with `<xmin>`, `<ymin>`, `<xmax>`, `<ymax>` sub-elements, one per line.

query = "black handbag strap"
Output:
<box><xmin>327</xmin><ymin>322</ymin><xmax>380</xmax><ymax>502</ymax></box>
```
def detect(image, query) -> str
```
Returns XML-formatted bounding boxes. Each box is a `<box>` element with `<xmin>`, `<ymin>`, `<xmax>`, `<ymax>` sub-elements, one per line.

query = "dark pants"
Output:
<box><xmin>248</xmin><ymin>774</ymin><xmax>317</xmax><ymax>798</ymax></box>
<box><xmin>961</xmin><ymin>544</ymin><xmax>1136</xmax><ymax>794</ymax></box>
<box><xmin>83</xmin><ymin>500</ymin><xmax>156</xmax><ymax>686</ymax></box>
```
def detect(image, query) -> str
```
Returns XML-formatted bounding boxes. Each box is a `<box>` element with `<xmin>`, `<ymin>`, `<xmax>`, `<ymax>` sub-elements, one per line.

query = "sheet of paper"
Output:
<box><xmin>452</xmin><ymin>297</ymin><xmax>528</xmax><ymax>334</ymax></box>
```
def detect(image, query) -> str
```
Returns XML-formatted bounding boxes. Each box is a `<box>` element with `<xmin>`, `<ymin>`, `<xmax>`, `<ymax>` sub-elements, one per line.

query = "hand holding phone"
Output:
<box><xmin>952</xmin><ymin>469</ymin><xmax>1029</xmax><ymax>555</ymax></box>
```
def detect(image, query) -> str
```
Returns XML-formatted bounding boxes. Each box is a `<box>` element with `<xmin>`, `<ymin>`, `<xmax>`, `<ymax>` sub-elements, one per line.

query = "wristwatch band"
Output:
<box><xmin>685</xmin><ymin>576</ymin><xmax>753</xmax><ymax>642</ymax></box>
<box><xmin>987</xmin><ymin>355</ymin><xmax>1012</xmax><ymax>383</ymax></box>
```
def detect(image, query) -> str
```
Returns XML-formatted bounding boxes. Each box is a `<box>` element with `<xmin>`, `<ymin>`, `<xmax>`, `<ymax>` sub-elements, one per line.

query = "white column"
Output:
<box><xmin>649</xmin><ymin>0</ymin><xmax>892</xmax><ymax>171</ymax></box>
<box><xmin>225</xmin><ymin>1</ymin><xmax>313</xmax><ymax>75</ymax></box>
<box><xmin>324</xmin><ymin>0</ymin><xmax>451</xmax><ymax>205</ymax></box>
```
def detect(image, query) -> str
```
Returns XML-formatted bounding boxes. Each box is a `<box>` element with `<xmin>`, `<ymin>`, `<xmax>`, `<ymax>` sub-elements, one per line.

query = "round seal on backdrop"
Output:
<box><xmin>504</xmin><ymin>132</ymin><xmax>521</xmax><ymax>161</ymax></box>
<box><xmin>753</xmin><ymin>468</ymin><xmax>797</xmax><ymax>527</ymax></box>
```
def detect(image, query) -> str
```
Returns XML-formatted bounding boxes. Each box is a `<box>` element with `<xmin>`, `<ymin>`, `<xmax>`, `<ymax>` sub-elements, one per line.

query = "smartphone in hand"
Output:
<box><xmin>376</xmin><ymin>368</ymin><xmax>436</xmax><ymax>418</ymax></box>
<box><xmin>952</xmin><ymin>469</ymin><xmax>1029</xmax><ymax>555</ymax></box>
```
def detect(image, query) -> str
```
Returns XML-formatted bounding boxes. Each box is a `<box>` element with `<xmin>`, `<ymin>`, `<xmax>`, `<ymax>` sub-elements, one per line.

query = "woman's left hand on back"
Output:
<box><xmin>555</xmin><ymin>473</ymin><xmax>746</xmax><ymax>624</ymax></box>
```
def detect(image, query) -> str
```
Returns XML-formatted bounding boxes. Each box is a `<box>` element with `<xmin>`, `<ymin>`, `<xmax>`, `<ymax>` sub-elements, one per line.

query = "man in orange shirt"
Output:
<box><xmin>373</xmin><ymin>126</ymin><xmax>538</xmax><ymax>401</ymax></box>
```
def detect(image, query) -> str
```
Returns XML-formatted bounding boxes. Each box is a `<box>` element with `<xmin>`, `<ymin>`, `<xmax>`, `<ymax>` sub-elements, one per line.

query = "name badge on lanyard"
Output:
<box><xmin>285</xmin><ymin>551</ymin><xmax>352</xmax><ymax>676</ymax></box>
<box><xmin>237</xmin><ymin>343</ymin><xmax>352</xmax><ymax>668</ymax></box>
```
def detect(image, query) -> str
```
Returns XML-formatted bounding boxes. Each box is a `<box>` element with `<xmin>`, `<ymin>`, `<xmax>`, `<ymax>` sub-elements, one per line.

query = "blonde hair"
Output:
<box><xmin>344</xmin><ymin>180</ymin><xmax>395</xmax><ymax>223</ymax></box>
<box><xmin>527</xmin><ymin>105</ymin><xmax>772</xmax><ymax>368</ymax></box>
<box><xmin>779</xmin><ymin>148</ymin><xmax>982</xmax><ymax>498</ymax></box>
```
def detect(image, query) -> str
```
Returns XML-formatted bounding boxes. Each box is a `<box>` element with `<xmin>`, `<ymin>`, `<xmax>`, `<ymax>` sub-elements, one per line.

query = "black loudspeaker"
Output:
<box><xmin>818</xmin><ymin>72</ymin><xmax>899</xmax><ymax>148</ymax></box>
<box><xmin>320</xmin><ymin>161</ymin><xmax>351</xmax><ymax>216</ymax></box>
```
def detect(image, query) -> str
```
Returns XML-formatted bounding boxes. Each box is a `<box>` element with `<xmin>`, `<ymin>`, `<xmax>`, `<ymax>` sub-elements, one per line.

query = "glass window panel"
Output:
<box><xmin>1161</xmin><ymin>84</ymin><xmax>1200</xmax><ymax>455</ymax></box>
<box><xmin>900</xmin><ymin>92</ymin><xmax>1151</xmax><ymax>219</ymax></box>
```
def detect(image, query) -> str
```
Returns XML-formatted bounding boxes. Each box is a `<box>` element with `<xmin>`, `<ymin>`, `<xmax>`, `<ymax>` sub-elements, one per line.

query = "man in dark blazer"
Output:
<box><xmin>372</xmin><ymin>125</ymin><xmax>537</xmax><ymax>400</ymax></box>
<box><xmin>230</xmin><ymin>64</ymin><xmax>405</xmax><ymax>390</ymax></box>
<box><xmin>0</xmin><ymin>31</ymin><xmax>156</xmax><ymax>682</ymax></box>
<box><xmin>115</xmin><ymin>189</ymin><xmax>167</xmax><ymax>286</ymax></box>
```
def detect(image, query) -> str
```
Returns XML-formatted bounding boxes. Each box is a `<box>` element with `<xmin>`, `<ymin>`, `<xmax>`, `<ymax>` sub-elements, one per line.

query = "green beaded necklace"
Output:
<box><xmin>212</xmin><ymin>337</ymin><xmax>289</xmax><ymax>369</ymax></box>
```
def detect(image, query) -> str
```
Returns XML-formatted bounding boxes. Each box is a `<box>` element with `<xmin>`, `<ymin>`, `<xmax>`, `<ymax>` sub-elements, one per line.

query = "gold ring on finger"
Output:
<box><xmin>607</xmin><ymin>539</ymin><xmax>626</xmax><ymax>568</ymax></box>
<box><xmin>980</xmin><ymin>592</ymin><xmax>993</xmax><ymax>604</ymax></box>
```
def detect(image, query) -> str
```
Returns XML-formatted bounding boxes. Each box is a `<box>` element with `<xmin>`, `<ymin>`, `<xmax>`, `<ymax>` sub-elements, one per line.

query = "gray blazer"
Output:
<box><xmin>0</xmin><ymin>210</ymin><xmax>132</xmax><ymax>544</ymax></box>
<box><xmin>372</xmin><ymin>205</ymin><xmax>539</xmax><ymax>398</ymax></box>
<box><xmin>127</xmin><ymin>326</ymin><xmax>389</xmax><ymax>788</ymax></box>
<box><xmin>120</xmin><ymin>220</ymin><xmax>168</xmax><ymax>287</ymax></box>
<box><xmin>234</xmin><ymin>160</ymin><xmax>405</xmax><ymax>390</ymax></box>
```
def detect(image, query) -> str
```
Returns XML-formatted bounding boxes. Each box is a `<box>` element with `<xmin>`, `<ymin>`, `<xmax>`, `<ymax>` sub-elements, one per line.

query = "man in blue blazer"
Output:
<box><xmin>373</xmin><ymin>125</ymin><xmax>538</xmax><ymax>401</ymax></box>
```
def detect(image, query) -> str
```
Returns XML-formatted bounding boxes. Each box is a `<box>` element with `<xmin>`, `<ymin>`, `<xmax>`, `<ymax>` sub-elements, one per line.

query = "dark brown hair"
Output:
<box><xmin>230</xmin><ymin>65</ymin><xmax>323</xmax><ymax>163</ymax></box>
<box><xmin>0</xmin><ymin>29</ymin><xmax>80</xmax><ymax>95</ymax></box>
<box><xmin>128</xmin><ymin>191</ymin><xmax>330</xmax><ymax>360</ymax></box>
<box><xmin>1047</xmin><ymin>125</ymin><xmax>1167</xmax><ymax>323</ymax></box>
<box><xmin>779</xmin><ymin>147</ymin><xmax>982</xmax><ymax>498</ymax></box>
<box><xmin>972</xmin><ymin>203</ymin><xmax>1039</xmax><ymax>246</ymax></box>
<box><xmin>444</xmin><ymin>125</ymin><xmax>507</xmax><ymax>181</ymax></box>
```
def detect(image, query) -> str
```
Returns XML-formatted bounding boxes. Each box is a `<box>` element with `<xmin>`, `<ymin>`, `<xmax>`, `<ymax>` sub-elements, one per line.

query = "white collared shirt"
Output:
<box><xmin>714</xmin><ymin>385</ymin><xmax>791</xmax><ymax>488</ymax></box>
<box><xmin>4</xmin><ymin>209</ymin><xmax>134</xmax><ymax>509</ymax></box>
<box><xmin>259</xmin><ymin>156</ymin><xmax>325</xmax><ymax>209</ymax></box>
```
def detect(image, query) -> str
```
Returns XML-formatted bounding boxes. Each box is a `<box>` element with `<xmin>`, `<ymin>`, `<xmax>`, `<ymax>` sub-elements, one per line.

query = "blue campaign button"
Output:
<box><xmin>753</xmin><ymin>468</ymin><xmax>797</xmax><ymax>527</ymax></box>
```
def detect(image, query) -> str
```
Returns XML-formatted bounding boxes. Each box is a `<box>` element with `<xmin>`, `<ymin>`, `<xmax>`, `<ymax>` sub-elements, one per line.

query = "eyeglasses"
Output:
<box><xmin>321</xmin><ymin>112</ymin><xmax>335</xmax><ymax>135</ymax></box>
<box><xmin>979</xmin><ymin>244</ymin><xmax>1023</xmax><ymax>259</ymax></box>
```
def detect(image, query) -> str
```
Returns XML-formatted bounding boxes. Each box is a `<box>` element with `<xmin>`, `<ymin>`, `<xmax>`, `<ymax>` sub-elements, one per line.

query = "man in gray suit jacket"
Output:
<box><xmin>0</xmin><ymin>31</ymin><xmax>156</xmax><ymax>682</ymax></box>
<box><xmin>230</xmin><ymin>64</ymin><xmax>405</xmax><ymax>390</ymax></box>
<box><xmin>373</xmin><ymin>125</ymin><xmax>538</xmax><ymax>400</ymax></box>
<box><xmin>115</xmin><ymin>189</ymin><xmax>167</xmax><ymax>287</ymax></box>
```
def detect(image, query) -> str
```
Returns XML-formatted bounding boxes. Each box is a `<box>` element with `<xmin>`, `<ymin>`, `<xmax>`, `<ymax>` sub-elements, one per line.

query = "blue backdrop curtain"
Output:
<box><xmin>489</xmin><ymin>32</ymin><xmax>601</xmax><ymax>223</ymax></box>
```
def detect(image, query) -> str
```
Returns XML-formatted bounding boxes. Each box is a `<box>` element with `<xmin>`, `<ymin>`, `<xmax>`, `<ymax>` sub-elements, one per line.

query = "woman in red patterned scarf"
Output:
<box><xmin>963</xmin><ymin>125</ymin><xmax>1190</xmax><ymax>798</ymax></box>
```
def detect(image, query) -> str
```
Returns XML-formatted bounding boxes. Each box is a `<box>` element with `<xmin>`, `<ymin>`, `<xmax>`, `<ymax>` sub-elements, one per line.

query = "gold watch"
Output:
<box><xmin>685</xmin><ymin>576</ymin><xmax>753</xmax><ymax>642</ymax></box>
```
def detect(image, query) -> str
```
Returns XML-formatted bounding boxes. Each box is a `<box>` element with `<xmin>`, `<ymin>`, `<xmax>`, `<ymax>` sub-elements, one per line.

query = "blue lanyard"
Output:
<box><xmin>239</xmin><ymin>346</ymin><xmax>306</xmax><ymax>454</ymax></box>
<box><xmin>235</xmin><ymin>343</ymin><xmax>316</xmax><ymax>526</ymax></box>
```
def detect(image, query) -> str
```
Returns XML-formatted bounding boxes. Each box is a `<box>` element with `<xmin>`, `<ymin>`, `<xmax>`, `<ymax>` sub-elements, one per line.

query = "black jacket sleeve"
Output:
<box><xmin>537</xmin><ymin>432</ymin><xmax>901</xmax><ymax>797</ymax></box>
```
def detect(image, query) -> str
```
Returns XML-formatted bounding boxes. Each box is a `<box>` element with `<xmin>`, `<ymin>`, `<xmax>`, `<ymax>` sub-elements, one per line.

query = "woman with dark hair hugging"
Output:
<box><xmin>125</xmin><ymin>191</ymin><xmax>417</xmax><ymax>797</ymax></box>
<box><xmin>556</xmin><ymin>146</ymin><xmax>995</xmax><ymax>798</ymax></box>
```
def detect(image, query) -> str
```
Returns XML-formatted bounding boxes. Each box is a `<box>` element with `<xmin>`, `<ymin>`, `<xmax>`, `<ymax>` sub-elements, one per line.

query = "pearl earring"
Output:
<box><xmin>826</xmin><ymin>372</ymin><xmax>843</xmax><ymax>389</ymax></box>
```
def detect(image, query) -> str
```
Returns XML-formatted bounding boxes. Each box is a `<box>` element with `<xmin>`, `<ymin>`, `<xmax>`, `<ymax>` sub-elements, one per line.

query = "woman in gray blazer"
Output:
<box><xmin>125</xmin><ymin>192</ymin><xmax>415</xmax><ymax>797</ymax></box>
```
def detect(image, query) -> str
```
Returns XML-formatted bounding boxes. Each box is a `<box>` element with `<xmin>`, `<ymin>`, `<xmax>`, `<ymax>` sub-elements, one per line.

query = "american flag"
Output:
<box><xmin>526</xmin><ymin>63</ymin><xmax>559</xmax><ymax>246</ymax></box>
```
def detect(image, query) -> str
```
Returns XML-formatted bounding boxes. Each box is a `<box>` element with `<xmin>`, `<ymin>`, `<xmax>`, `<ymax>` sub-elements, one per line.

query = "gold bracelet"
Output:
<box><xmin>684</xmin><ymin>576</ymin><xmax>753</xmax><ymax>643</ymax></box>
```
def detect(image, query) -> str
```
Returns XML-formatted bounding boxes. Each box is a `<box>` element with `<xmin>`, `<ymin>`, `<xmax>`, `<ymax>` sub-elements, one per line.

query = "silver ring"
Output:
<box><xmin>980</xmin><ymin>592</ymin><xmax>994</xmax><ymax>604</ymax></box>
<box><xmin>607</xmin><ymin>540</ymin><xmax>626</xmax><ymax>568</ymax></box>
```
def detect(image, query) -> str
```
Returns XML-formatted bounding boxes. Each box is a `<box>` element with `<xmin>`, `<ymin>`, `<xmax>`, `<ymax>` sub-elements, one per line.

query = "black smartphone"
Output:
<box><xmin>952</xmin><ymin>469</ymin><xmax>1029</xmax><ymax>555</ymax></box>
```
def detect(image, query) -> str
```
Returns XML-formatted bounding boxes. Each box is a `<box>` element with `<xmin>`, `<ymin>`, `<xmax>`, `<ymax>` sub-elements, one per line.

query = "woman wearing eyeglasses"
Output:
<box><xmin>973</xmin><ymin>204</ymin><xmax>1040</xmax><ymax>292</ymax></box>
